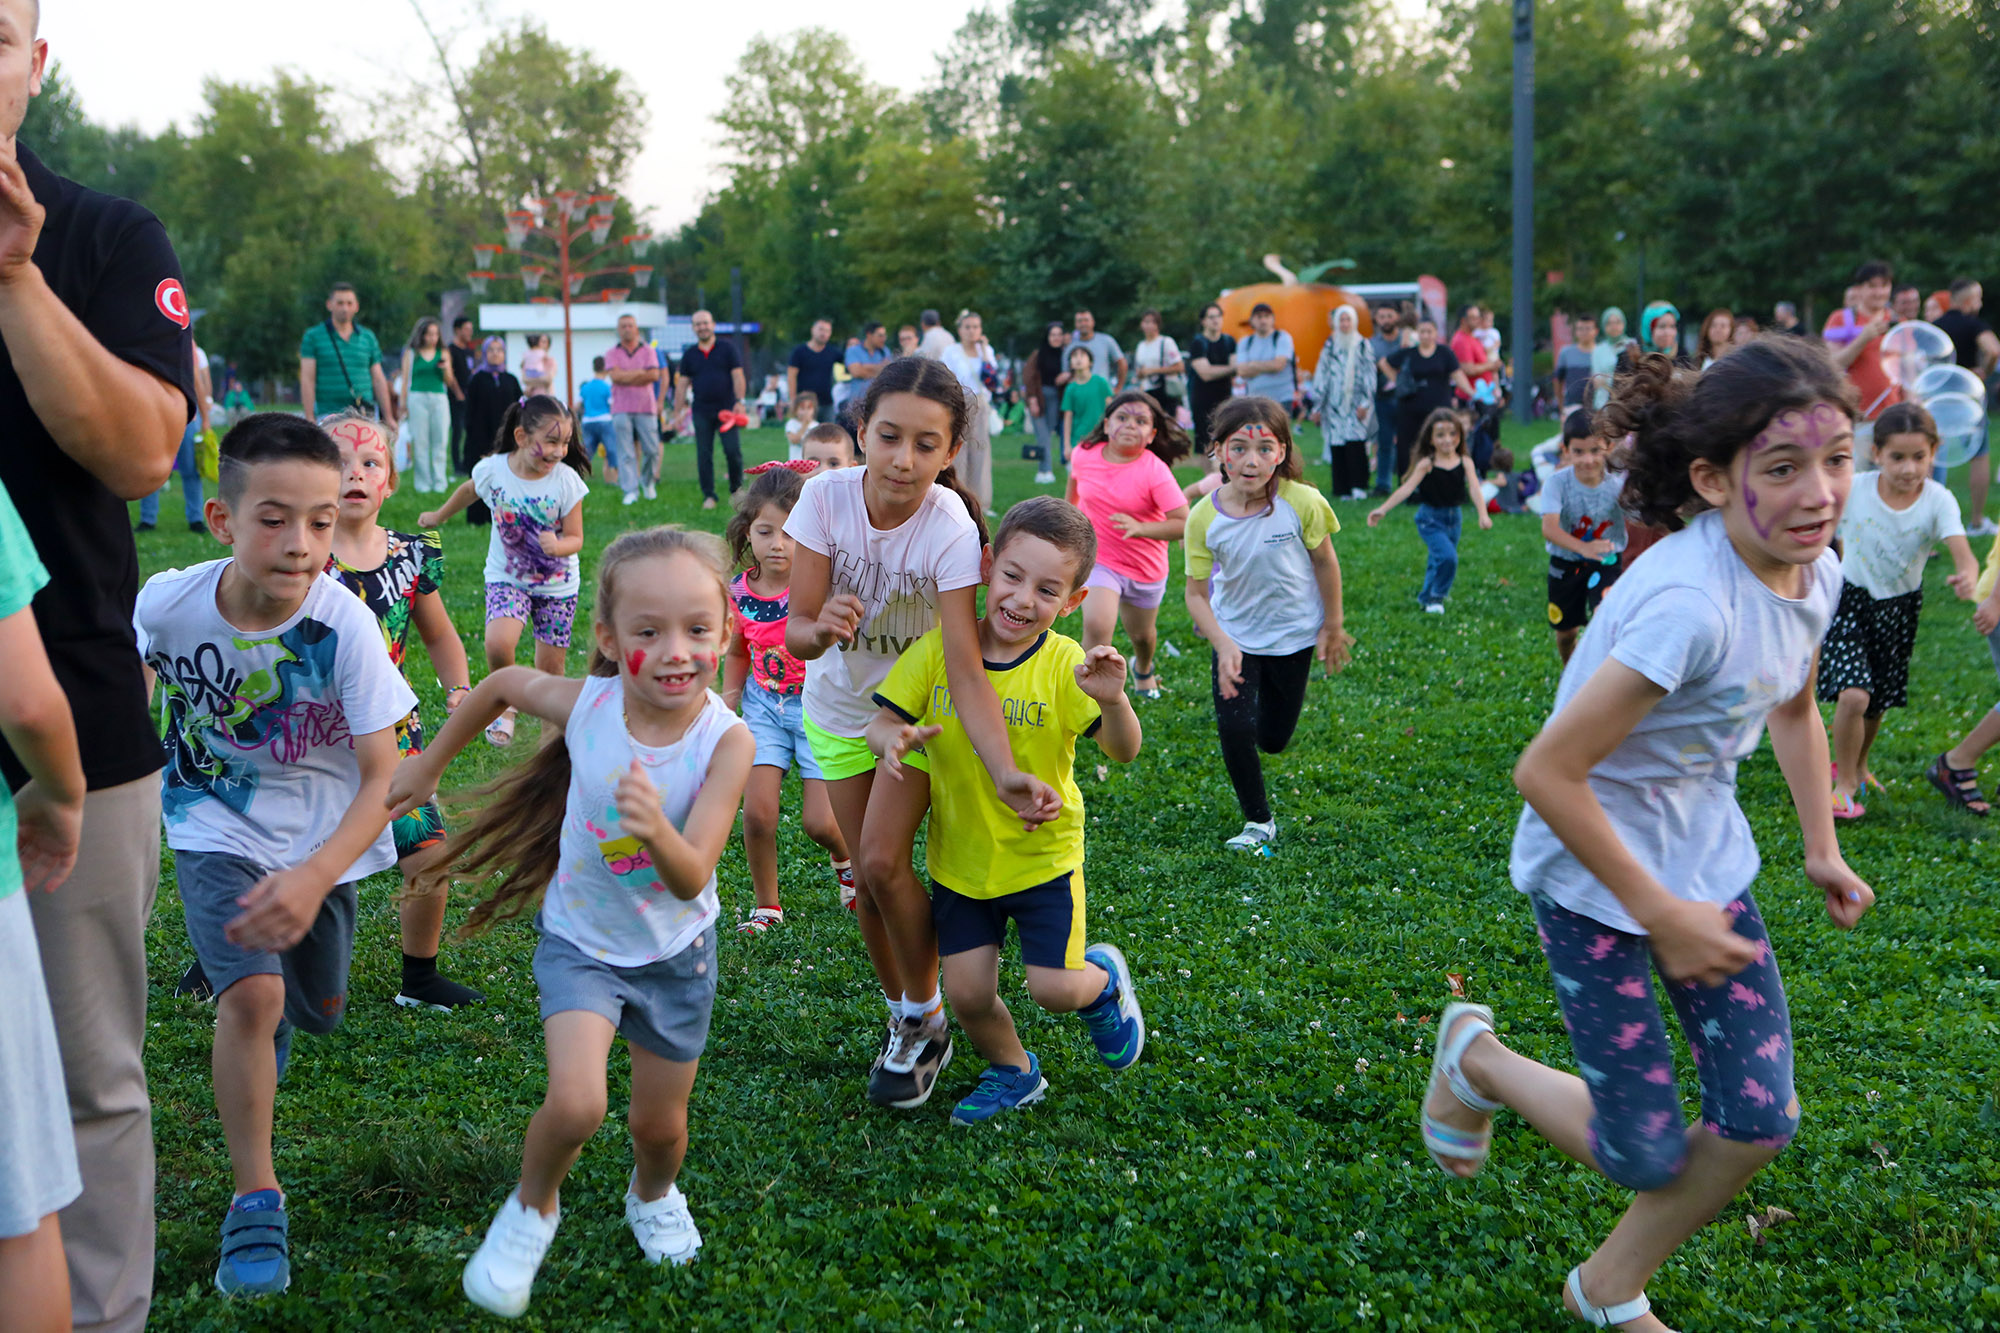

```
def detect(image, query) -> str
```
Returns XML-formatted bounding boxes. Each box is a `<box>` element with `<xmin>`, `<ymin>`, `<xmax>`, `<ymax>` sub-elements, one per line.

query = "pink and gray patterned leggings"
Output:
<box><xmin>1532</xmin><ymin>889</ymin><xmax>1800</xmax><ymax>1192</ymax></box>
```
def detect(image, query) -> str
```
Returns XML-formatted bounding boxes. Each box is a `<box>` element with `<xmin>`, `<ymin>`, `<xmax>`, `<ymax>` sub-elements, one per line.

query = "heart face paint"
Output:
<box><xmin>626</xmin><ymin>648</ymin><xmax>647</xmax><ymax>679</ymax></box>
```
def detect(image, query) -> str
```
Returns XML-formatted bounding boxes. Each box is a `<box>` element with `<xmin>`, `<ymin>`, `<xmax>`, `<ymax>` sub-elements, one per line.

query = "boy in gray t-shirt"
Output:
<box><xmin>1539</xmin><ymin>423</ymin><xmax>1628</xmax><ymax>662</ymax></box>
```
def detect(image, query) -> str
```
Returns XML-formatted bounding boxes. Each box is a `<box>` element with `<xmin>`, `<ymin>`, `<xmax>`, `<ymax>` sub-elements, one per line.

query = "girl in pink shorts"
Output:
<box><xmin>1066</xmin><ymin>390</ymin><xmax>1192</xmax><ymax>699</ymax></box>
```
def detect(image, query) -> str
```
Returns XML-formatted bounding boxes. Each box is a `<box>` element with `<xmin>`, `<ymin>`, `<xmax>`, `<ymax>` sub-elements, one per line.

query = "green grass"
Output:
<box><xmin>132</xmin><ymin>421</ymin><xmax>2000</xmax><ymax>1330</ymax></box>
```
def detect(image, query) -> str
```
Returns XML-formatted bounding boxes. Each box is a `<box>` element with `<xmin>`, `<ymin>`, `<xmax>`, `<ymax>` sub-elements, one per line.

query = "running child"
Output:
<box><xmin>577</xmin><ymin>356</ymin><xmax>620</xmax><ymax>495</ymax></box>
<box><xmin>1541</xmin><ymin>408</ymin><xmax>1628</xmax><ymax>664</ymax></box>
<box><xmin>786</xmin><ymin>391</ymin><xmax>820</xmax><ymax>460</ymax></box>
<box><xmin>0</xmin><ymin>474</ymin><xmax>87</xmax><ymax>1330</ymax></box>
<box><xmin>1367</xmin><ymin>406</ymin><xmax>1491</xmax><ymax>612</ymax></box>
<box><xmin>1930</xmin><ymin>531</ymin><xmax>2000</xmax><ymax>814</ymax></box>
<box><xmin>1420</xmin><ymin>338</ymin><xmax>1875</xmax><ymax>1332</ymax></box>
<box><xmin>421</xmin><ymin>394</ymin><xmax>590</xmax><ymax>747</ymax></box>
<box><xmin>1066</xmin><ymin>389</ymin><xmax>1192</xmax><ymax>699</ymax></box>
<box><xmin>867</xmin><ymin>497</ymin><xmax>1146</xmax><ymax>1124</ymax></box>
<box><xmin>1184</xmin><ymin>397</ymin><xmax>1351</xmax><ymax>853</ymax></box>
<box><xmin>520</xmin><ymin>333</ymin><xmax>553</xmax><ymax>395</ymax></box>
<box><xmin>722</xmin><ymin>467</ymin><xmax>853</xmax><ymax>931</ymax></box>
<box><xmin>137</xmin><ymin>416</ymin><xmax>415</xmax><ymax>1298</ymax></box>
<box><xmin>1820</xmin><ymin>402</ymin><xmax>1978</xmax><ymax>817</ymax></box>
<box><xmin>387</xmin><ymin>529</ymin><xmax>753</xmax><ymax>1316</ymax></box>
<box><xmin>785</xmin><ymin>356</ymin><xmax>1061</xmax><ymax>1111</ymax></box>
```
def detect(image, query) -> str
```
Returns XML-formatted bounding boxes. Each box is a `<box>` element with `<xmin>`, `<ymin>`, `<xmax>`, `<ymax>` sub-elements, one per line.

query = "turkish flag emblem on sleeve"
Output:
<box><xmin>155</xmin><ymin>278</ymin><xmax>189</xmax><ymax>329</ymax></box>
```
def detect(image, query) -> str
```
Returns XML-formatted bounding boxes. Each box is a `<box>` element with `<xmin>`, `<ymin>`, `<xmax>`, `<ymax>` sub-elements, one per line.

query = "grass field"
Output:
<box><xmin>128</xmin><ymin>419</ymin><xmax>1998</xmax><ymax>1331</ymax></box>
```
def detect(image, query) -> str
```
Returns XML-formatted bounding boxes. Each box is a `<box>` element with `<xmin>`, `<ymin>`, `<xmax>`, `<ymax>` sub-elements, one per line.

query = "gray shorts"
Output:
<box><xmin>533</xmin><ymin>919</ymin><xmax>717</xmax><ymax>1064</ymax></box>
<box><xmin>0</xmin><ymin>891</ymin><xmax>81</xmax><ymax>1238</ymax></box>
<box><xmin>175</xmin><ymin>850</ymin><xmax>358</xmax><ymax>1035</ymax></box>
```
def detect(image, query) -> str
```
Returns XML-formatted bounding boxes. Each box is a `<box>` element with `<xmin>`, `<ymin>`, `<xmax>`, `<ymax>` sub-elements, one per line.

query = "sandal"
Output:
<box><xmin>1421</xmin><ymin>1001</ymin><xmax>1502</xmax><ymax>1176</ymax></box>
<box><xmin>1927</xmin><ymin>752</ymin><xmax>1991</xmax><ymax>816</ymax></box>
<box><xmin>1831</xmin><ymin>791</ymin><xmax>1866</xmax><ymax>820</ymax></box>
<box><xmin>1833</xmin><ymin>761</ymin><xmax>1885</xmax><ymax>800</ymax></box>
<box><xmin>737</xmin><ymin>906</ymin><xmax>784</xmax><ymax>935</ymax></box>
<box><xmin>485</xmin><ymin>709</ymin><xmax>517</xmax><ymax>748</ymax></box>
<box><xmin>1566</xmin><ymin>1266</ymin><xmax>1661</xmax><ymax>1330</ymax></box>
<box><xmin>1133</xmin><ymin>670</ymin><xmax>1163</xmax><ymax>701</ymax></box>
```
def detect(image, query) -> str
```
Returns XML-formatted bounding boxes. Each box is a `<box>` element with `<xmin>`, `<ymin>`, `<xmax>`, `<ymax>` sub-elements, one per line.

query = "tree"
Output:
<box><xmin>457</xmin><ymin>21</ymin><xmax>647</xmax><ymax>206</ymax></box>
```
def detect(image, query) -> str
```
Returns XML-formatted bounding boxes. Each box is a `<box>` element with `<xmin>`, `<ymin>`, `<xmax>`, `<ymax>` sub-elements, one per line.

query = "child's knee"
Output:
<box><xmin>1024</xmin><ymin>970</ymin><xmax>1082</xmax><ymax>1013</ymax></box>
<box><xmin>1837</xmin><ymin>686</ymin><xmax>1872</xmax><ymax>711</ymax></box>
<box><xmin>857</xmin><ymin>843</ymin><xmax>910</xmax><ymax>893</ymax></box>
<box><xmin>540</xmin><ymin>1084</ymin><xmax>609</xmax><ymax>1143</ymax></box>
<box><xmin>1592</xmin><ymin>1114</ymin><xmax>1689</xmax><ymax>1193</ymax></box>
<box><xmin>803</xmin><ymin>808</ymin><xmax>843</xmax><ymax>852</ymax></box>
<box><xmin>741</xmin><ymin>791</ymin><xmax>780</xmax><ymax>843</ymax></box>
<box><xmin>628</xmin><ymin>1101</ymin><xmax>687</xmax><ymax>1153</ymax></box>
<box><xmin>217</xmin><ymin>973</ymin><xmax>285</xmax><ymax>1030</ymax></box>
<box><xmin>1715</xmin><ymin>1092</ymin><xmax>1801</xmax><ymax>1157</ymax></box>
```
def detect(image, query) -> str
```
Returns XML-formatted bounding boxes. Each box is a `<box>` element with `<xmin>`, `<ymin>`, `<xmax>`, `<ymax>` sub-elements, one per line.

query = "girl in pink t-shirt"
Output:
<box><xmin>1067</xmin><ymin>390</ymin><xmax>1192</xmax><ymax>699</ymax></box>
<box><xmin>722</xmin><ymin>468</ymin><xmax>851</xmax><ymax>932</ymax></box>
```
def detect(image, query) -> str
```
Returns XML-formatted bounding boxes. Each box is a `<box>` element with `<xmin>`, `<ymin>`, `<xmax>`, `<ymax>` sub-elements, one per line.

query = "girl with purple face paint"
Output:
<box><xmin>1419</xmin><ymin>336</ymin><xmax>1875</xmax><ymax>1332</ymax></box>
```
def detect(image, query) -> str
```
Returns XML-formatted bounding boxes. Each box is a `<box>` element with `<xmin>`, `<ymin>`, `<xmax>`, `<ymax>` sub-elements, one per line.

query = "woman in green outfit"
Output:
<box><xmin>402</xmin><ymin>317</ymin><xmax>462</xmax><ymax>494</ymax></box>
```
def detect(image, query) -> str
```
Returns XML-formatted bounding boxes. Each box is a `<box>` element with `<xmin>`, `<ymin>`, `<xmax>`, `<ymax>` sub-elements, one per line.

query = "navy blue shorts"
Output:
<box><xmin>931</xmin><ymin>871</ymin><xmax>1086</xmax><ymax>970</ymax></box>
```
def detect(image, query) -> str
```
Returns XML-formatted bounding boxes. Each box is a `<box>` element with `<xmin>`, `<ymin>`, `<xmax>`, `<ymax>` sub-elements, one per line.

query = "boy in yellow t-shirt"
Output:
<box><xmin>868</xmin><ymin>496</ymin><xmax>1145</xmax><ymax>1125</ymax></box>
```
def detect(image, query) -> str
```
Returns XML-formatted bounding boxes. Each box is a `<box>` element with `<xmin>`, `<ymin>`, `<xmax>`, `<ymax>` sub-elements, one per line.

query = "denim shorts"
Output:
<box><xmin>533</xmin><ymin>918</ymin><xmax>717</xmax><ymax>1063</ymax></box>
<box><xmin>742</xmin><ymin>679</ymin><xmax>822</xmax><ymax>780</ymax></box>
<box><xmin>1084</xmin><ymin>564</ymin><xmax>1169</xmax><ymax>609</ymax></box>
<box><xmin>932</xmin><ymin>870</ymin><xmax>1086</xmax><ymax>970</ymax></box>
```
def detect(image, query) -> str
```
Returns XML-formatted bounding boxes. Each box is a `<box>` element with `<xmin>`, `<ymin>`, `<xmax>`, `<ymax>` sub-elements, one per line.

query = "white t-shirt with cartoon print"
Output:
<box><xmin>472</xmin><ymin>454</ymin><xmax>589</xmax><ymax>596</ymax></box>
<box><xmin>1510</xmin><ymin>512</ymin><xmax>1840</xmax><ymax>933</ymax></box>
<box><xmin>546</xmin><ymin>675</ymin><xmax>744</xmax><ymax>966</ymax></box>
<box><xmin>783</xmin><ymin>466</ymin><xmax>985</xmax><ymax>736</ymax></box>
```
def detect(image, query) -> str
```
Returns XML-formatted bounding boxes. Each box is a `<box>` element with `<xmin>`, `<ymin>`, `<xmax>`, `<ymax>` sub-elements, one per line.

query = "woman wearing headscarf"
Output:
<box><xmin>460</xmin><ymin>335</ymin><xmax>522</xmax><ymax>527</ymax></box>
<box><xmin>1590</xmin><ymin>306</ymin><xmax>1633</xmax><ymax>408</ymax></box>
<box><xmin>1020</xmin><ymin>320</ymin><xmax>1068</xmax><ymax>485</ymax></box>
<box><xmin>1310</xmin><ymin>303</ymin><xmax>1377</xmax><ymax>500</ymax></box>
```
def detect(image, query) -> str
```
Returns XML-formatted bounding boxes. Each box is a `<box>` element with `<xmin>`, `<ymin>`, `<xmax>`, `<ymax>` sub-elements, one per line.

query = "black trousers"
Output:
<box><xmin>693</xmin><ymin>405</ymin><xmax>744</xmax><ymax>500</ymax></box>
<box><xmin>1211</xmin><ymin>646</ymin><xmax>1314</xmax><ymax>824</ymax></box>
<box><xmin>1330</xmin><ymin>437</ymin><xmax>1370</xmax><ymax>496</ymax></box>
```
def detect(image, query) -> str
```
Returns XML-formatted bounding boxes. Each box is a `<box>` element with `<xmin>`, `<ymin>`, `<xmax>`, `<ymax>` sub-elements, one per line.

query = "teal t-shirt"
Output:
<box><xmin>0</xmin><ymin>480</ymin><xmax>51</xmax><ymax>901</ymax></box>
<box><xmin>1062</xmin><ymin>374</ymin><xmax>1113</xmax><ymax>442</ymax></box>
<box><xmin>299</xmin><ymin>320</ymin><xmax>382</xmax><ymax>408</ymax></box>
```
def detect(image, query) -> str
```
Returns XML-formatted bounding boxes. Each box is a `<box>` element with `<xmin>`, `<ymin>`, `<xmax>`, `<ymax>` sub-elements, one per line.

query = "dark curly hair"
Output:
<box><xmin>1602</xmin><ymin>335</ymin><xmax>1857</xmax><ymax>529</ymax></box>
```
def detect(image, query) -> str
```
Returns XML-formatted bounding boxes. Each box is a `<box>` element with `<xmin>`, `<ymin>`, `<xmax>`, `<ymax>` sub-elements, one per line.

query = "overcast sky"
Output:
<box><xmin>39</xmin><ymin>0</ymin><xmax>989</xmax><ymax>230</ymax></box>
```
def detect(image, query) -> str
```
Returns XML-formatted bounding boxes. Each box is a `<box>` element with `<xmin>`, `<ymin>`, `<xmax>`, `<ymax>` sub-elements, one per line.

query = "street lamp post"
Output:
<box><xmin>1511</xmin><ymin>0</ymin><xmax>1535</xmax><ymax>424</ymax></box>
<box><xmin>467</xmin><ymin>191</ymin><xmax>656</xmax><ymax>406</ymax></box>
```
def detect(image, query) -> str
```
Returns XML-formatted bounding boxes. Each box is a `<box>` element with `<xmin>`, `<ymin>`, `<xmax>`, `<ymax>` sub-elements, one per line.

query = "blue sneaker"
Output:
<box><xmin>1080</xmin><ymin>944</ymin><xmax>1146</xmax><ymax>1070</ymax></box>
<box><xmin>215</xmin><ymin>1188</ymin><xmax>291</xmax><ymax>1297</ymax></box>
<box><xmin>950</xmin><ymin>1053</ymin><xmax>1048</xmax><ymax>1125</ymax></box>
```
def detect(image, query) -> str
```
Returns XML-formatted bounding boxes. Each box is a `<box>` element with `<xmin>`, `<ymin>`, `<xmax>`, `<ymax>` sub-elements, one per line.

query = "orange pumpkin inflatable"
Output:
<box><xmin>1217</xmin><ymin>283</ymin><xmax>1372</xmax><ymax>385</ymax></box>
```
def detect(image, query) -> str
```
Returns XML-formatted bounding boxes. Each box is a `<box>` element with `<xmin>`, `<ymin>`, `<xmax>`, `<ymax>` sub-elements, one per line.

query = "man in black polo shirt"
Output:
<box><xmin>676</xmin><ymin>307</ymin><xmax>747</xmax><ymax>510</ymax></box>
<box><xmin>786</xmin><ymin>316</ymin><xmax>839</xmax><ymax>423</ymax></box>
<box><xmin>0</xmin><ymin>6</ymin><xmax>196</xmax><ymax>1328</ymax></box>
<box><xmin>446</xmin><ymin>315</ymin><xmax>475</xmax><ymax>473</ymax></box>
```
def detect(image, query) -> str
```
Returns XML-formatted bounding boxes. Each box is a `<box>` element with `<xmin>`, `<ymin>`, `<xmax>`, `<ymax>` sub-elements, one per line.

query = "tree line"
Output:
<box><xmin>23</xmin><ymin>0</ymin><xmax>1998</xmax><ymax>379</ymax></box>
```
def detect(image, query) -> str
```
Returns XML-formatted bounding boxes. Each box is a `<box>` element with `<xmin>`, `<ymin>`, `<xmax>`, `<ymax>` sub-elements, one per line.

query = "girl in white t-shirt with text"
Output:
<box><xmin>1816</xmin><ymin>402</ymin><xmax>1977</xmax><ymax>817</ymax></box>
<box><xmin>784</xmin><ymin>356</ymin><xmax>1061</xmax><ymax>1112</ymax></box>
<box><xmin>388</xmin><ymin>529</ymin><xmax>752</xmax><ymax>1318</ymax></box>
<box><xmin>1420</xmin><ymin>338</ymin><xmax>1875</xmax><ymax>1333</ymax></box>
<box><xmin>423</xmin><ymin>394</ymin><xmax>590</xmax><ymax>746</ymax></box>
<box><xmin>1183</xmin><ymin>397</ymin><xmax>1350</xmax><ymax>854</ymax></box>
<box><xmin>784</xmin><ymin>391</ymin><xmax>819</xmax><ymax>460</ymax></box>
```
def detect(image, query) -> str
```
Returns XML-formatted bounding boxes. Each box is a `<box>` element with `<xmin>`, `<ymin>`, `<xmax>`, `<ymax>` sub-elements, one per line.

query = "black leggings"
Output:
<box><xmin>1211</xmin><ymin>646</ymin><xmax>1314</xmax><ymax>824</ymax></box>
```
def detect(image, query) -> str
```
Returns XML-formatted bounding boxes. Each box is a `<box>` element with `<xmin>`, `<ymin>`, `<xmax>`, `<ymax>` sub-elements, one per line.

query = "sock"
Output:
<box><xmin>831</xmin><ymin>858</ymin><xmax>852</xmax><ymax>875</ymax></box>
<box><xmin>884</xmin><ymin>992</ymin><xmax>901</xmax><ymax>1022</ymax></box>
<box><xmin>401</xmin><ymin>952</ymin><xmax>439</xmax><ymax>986</ymax></box>
<box><xmin>905</xmin><ymin>990</ymin><xmax>944</xmax><ymax>1023</ymax></box>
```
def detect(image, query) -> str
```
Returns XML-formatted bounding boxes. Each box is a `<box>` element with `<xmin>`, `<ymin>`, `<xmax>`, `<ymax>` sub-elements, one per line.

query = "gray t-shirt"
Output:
<box><xmin>1367</xmin><ymin>332</ymin><xmax>1401</xmax><ymax>393</ymax></box>
<box><xmin>1069</xmin><ymin>331</ymin><xmax>1125</xmax><ymax>388</ymax></box>
<box><xmin>1510</xmin><ymin>511</ymin><xmax>1840</xmax><ymax>934</ymax></box>
<box><xmin>1239</xmin><ymin>330</ymin><xmax>1296</xmax><ymax>402</ymax></box>
<box><xmin>1544</xmin><ymin>466</ymin><xmax>1628</xmax><ymax>558</ymax></box>
<box><xmin>1555</xmin><ymin>344</ymin><xmax>1596</xmax><ymax>407</ymax></box>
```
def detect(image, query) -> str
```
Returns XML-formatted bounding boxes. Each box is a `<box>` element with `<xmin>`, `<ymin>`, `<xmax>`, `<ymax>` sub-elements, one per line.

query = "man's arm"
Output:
<box><xmin>299</xmin><ymin>357</ymin><xmax>317</xmax><ymax>421</ymax></box>
<box><xmin>1112</xmin><ymin>355</ymin><xmax>1129</xmax><ymax>392</ymax></box>
<box><xmin>732</xmin><ymin>366</ymin><xmax>747</xmax><ymax>410</ymax></box>
<box><xmin>786</xmin><ymin>364</ymin><xmax>799</xmax><ymax>404</ymax></box>
<box><xmin>1978</xmin><ymin>329</ymin><xmax>2000</xmax><ymax>379</ymax></box>
<box><xmin>371</xmin><ymin>363</ymin><xmax>396</xmax><ymax>428</ymax></box>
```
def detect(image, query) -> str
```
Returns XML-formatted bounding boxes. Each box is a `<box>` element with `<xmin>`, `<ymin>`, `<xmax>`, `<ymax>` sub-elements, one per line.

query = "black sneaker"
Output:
<box><xmin>189</xmin><ymin>521</ymin><xmax>207</xmax><ymax>533</ymax></box>
<box><xmin>135</xmin><ymin>521</ymin><xmax>156</xmax><ymax>533</ymax></box>
<box><xmin>866</xmin><ymin>1014</ymin><xmax>953</xmax><ymax>1109</ymax></box>
<box><xmin>395</xmin><ymin>971</ymin><xmax>486</xmax><ymax>1011</ymax></box>
<box><xmin>175</xmin><ymin>957</ymin><xmax>215</xmax><ymax>1001</ymax></box>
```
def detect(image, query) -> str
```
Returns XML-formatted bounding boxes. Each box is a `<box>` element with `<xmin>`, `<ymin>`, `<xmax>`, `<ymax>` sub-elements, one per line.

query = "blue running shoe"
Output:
<box><xmin>950</xmin><ymin>1053</ymin><xmax>1048</xmax><ymax>1126</ymax></box>
<box><xmin>1080</xmin><ymin>944</ymin><xmax>1146</xmax><ymax>1070</ymax></box>
<box><xmin>215</xmin><ymin>1189</ymin><xmax>291</xmax><ymax>1297</ymax></box>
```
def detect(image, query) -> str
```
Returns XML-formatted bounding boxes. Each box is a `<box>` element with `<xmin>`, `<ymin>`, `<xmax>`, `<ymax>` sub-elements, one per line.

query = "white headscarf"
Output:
<box><xmin>1330</xmin><ymin>305</ymin><xmax>1361</xmax><ymax>357</ymax></box>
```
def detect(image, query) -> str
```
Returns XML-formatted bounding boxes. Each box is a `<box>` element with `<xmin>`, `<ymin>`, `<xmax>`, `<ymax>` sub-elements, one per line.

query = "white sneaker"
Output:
<box><xmin>1968</xmin><ymin>516</ymin><xmax>1999</xmax><ymax>538</ymax></box>
<box><xmin>625</xmin><ymin>1180</ymin><xmax>702</xmax><ymax>1265</ymax></box>
<box><xmin>622</xmin><ymin>492</ymin><xmax>639</xmax><ymax>507</ymax></box>
<box><xmin>1034</xmin><ymin>470</ymin><xmax>1056</xmax><ymax>485</ymax></box>
<box><xmin>643</xmin><ymin>483</ymin><xmax>658</xmax><ymax>500</ymax></box>
<box><xmin>462</xmin><ymin>1193</ymin><xmax>558</xmax><ymax>1318</ymax></box>
<box><xmin>1423</xmin><ymin>602</ymin><xmax>1445</xmax><ymax>614</ymax></box>
<box><xmin>1224</xmin><ymin>820</ymin><xmax>1276</xmax><ymax>852</ymax></box>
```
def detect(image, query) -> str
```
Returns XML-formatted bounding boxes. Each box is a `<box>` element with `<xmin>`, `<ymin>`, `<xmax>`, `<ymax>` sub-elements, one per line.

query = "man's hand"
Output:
<box><xmin>1807</xmin><ymin>853</ymin><xmax>1875</xmax><ymax>930</ymax></box>
<box><xmin>0</xmin><ymin>144</ymin><xmax>48</xmax><ymax>286</ymax></box>
<box><xmin>1074</xmin><ymin>644</ymin><xmax>1128</xmax><ymax>702</ymax></box>
<box><xmin>226</xmin><ymin>866</ymin><xmax>333</xmax><ymax>953</ymax></box>
<box><xmin>613</xmin><ymin>760</ymin><xmax>668</xmax><ymax>846</ymax></box>
<box><xmin>13</xmin><ymin>779</ymin><xmax>81</xmax><ymax>893</ymax></box>
<box><xmin>1316</xmin><ymin>624</ymin><xmax>1353</xmax><ymax>674</ymax></box>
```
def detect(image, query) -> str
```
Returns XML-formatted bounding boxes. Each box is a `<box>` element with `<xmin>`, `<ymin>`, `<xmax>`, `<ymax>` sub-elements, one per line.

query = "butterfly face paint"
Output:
<box><xmin>1719</xmin><ymin>402</ymin><xmax>1852</xmax><ymax>584</ymax></box>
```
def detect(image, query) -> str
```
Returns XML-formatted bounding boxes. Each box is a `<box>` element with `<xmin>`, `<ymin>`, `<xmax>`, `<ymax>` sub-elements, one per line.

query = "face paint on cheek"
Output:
<box><xmin>626</xmin><ymin>649</ymin><xmax>647</xmax><ymax>678</ymax></box>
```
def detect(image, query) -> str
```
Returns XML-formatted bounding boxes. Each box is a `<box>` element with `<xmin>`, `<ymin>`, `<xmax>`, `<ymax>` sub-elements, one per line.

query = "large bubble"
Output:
<box><xmin>1879</xmin><ymin>321</ymin><xmax>1956</xmax><ymax>387</ymax></box>
<box><xmin>1910</xmin><ymin>363</ymin><xmax>1987</xmax><ymax>408</ymax></box>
